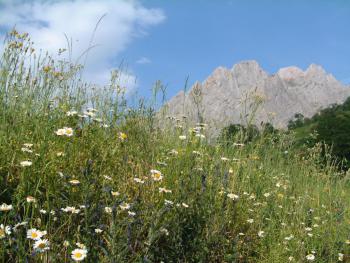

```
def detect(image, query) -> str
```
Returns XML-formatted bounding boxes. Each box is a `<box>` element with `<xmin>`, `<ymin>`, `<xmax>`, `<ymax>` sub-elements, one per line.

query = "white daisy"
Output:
<box><xmin>119</xmin><ymin>203</ymin><xmax>130</xmax><ymax>210</ymax></box>
<box><xmin>27</xmin><ymin>228</ymin><xmax>47</xmax><ymax>240</ymax></box>
<box><xmin>227</xmin><ymin>193</ymin><xmax>239</xmax><ymax>200</ymax></box>
<box><xmin>55</xmin><ymin>128</ymin><xmax>66</xmax><ymax>136</ymax></box>
<box><xmin>21</xmin><ymin>147</ymin><xmax>33</xmax><ymax>153</ymax></box>
<box><xmin>0</xmin><ymin>203</ymin><xmax>13</xmax><ymax>212</ymax></box>
<box><xmin>104</xmin><ymin>207</ymin><xmax>112</xmax><ymax>214</ymax></box>
<box><xmin>61</xmin><ymin>206</ymin><xmax>80</xmax><ymax>214</ymax></box>
<box><xmin>71</xmin><ymin>248</ymin><xmax>88</xmax><ymax>261</ymax></box>
<box><xmin>159</xmin><ymin>187</ymin><xmax>172</xmax><ymax>193</ymax></box>
<box><xmin>118</xmin><ymin>132</ymin><xmax>127</xmax><ymax>141</ymax></box>
<box><xmin>26</xmin><ymin>196</ymin><xmax>36</xmax><ymax>203</ymax></box>
<box><xmin>33</xmin><ymin>239</ymin><xmax>50</xmax><ymax>252</ymax></box>
<box><xmin>160</xmin><ymin>228</ymin><xmax>169</xmax><ymax>236</ymax></box>
<box><xmin>338</xmin><ymin>253</ymin><xmax>344</xmax><ymax>261</ymax></box>
<box><xmin>179</xmin><ymin>135</ymin><xmax>187</xmax><ymax>140</ymax></box>
<box><xmin>13</xmin><ymin>221</ymin><xmax>28</xmax><ymax>230</ymax></box>
<box><xmin>111</xmin><ymin>191</ymin><xmax>120</xmax><ymax>196</ymax></box>
<box><xmin>128</xmin><ymin>211</ymin><xmax>136</xmax><ymax>217</ymax></box>
<box><xmin>150</xmin><ymin>170</ymin><xmax>163</xmax><ymax>181</ymax></box>
<box><xmin>66</xmin><ymin>110</ymin><xmax>78</xmax><ymax>116</ymax></box>
<box><xmin>20</xmin><ymin>161</ymin><xmax>32</xmax><ymax>167</ymax></box>
<box><xmin>306</xmin><ymin>254</ymin><xmax>315</xmax><ymax>261</ymax></box>
<box><xmin>258</xmin><ymin>231</ymin><xmax>265</xmax><ymax>237</ymax></box>
<box><xmin>55</xmin><ymin>127</ymin><xmax>73</xmax><ymax>137</ymax></box>
<box><xmin>195</xmin><ymin>133</ymin><xmax>205</xmax><ymax>139</ymax></box>
<box><xmin>164</xmin><ymin>200</ymin><xmax>174</xmax><ymax>205</ymax></box>
<box><xmin>182</xmin><ymin>203</ymin><xmax>189</xmax><ymax>208</ymax></box>
<box><xmin>83</xmin><ymin>111</ymin><xmax>95</xmax><ymax>118</ymax></box>
<box><xmin>69</xmin><ymin>179</ymin><xmax>80</xmax><ymax>185</ymax></box>
<box><xmin>133</xmin><ymin>178</ymin><xmax>145</xmax><ymax>184</ymax></box>
<box><xmin>263</xmin><ymin>193</ymin><xmax>271</xmax><ymax>198</ymax></box>
<box><xmin>0</xmin><ymin>224</ymin><xmax>11</xmax><ymax>239</ymax></box>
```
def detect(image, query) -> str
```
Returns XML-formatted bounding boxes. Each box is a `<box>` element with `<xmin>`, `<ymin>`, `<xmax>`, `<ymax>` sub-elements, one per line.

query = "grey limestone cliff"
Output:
<box><xmin>163</xmin><ymin>61</ymin><xmax>350</xmax><ymax>136</ymax></box>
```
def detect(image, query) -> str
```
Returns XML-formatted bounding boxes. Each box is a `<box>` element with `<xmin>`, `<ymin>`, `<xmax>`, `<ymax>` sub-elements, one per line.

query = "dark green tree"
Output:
<box><xmin>288</xmin><ymin>113</ymin><xmax>305</xmax><ymax>129</ymax></box>
<box><xmin>315</xmin><ymin>107</ymin><xmax>350</xmax><ymax>163</ymax></box>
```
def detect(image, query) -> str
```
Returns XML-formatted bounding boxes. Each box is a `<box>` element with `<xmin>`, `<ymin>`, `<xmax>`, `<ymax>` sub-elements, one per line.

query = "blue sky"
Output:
<box><xmin>130</xmin><ymin>0</ymin><xmax>350</xmax><ymax>99</ymax></box>
<box><xmin>1</xmin><ymin>0</ymin><xmax>350</xmax><ymax>100</ymax></box>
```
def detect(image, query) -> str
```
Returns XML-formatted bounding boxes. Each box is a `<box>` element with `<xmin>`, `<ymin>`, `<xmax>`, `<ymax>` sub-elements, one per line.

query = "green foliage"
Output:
<box><xmin>314</xmin><ymin>102</ymin><xmax>350</xmax><ymax>163</ymax></box>
<box><xmin>288</xmin><ymin>113</ymin><xmax>307</xmax><ymax>129</ymax></box>
<box><xmin>218</xmin><ymin>122</ymin><xmax>278</xmax><ymax>146</ymax></box>
<box><xmin>292</xmin><ymin>97</ymin><xmax>350</xmax><ymax>169</ymax></box>
<box><xmin>0</xmin><ymin>31</ymin><xmax>350</xmax><ymax>262</ymax></box>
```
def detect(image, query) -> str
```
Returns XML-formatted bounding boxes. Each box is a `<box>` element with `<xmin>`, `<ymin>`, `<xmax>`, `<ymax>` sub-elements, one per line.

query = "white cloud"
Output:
<box><xmin>0</xmin><ymin>0</ymin><xmax>165</xmax><ymax>89</ymax></box>
<box><xmin>136</xmin><ymin>56</ymin><xmax>152</xmax><ymax>64</ymax></box>
<box><xmin>90</xmin><ymin>68</ymin><xmax>138</xmax><ymax>90</ymax></box>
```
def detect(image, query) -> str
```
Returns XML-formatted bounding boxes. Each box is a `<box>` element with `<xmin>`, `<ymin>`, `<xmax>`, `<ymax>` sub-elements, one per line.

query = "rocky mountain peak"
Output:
<box><xmin>164</xmin><ymin>61</ymin><xmax>350</xmax><ymax>137</ymax></box>
<box><xmin>232</xmin><ymin>60</ymin><xmax>261</xmax><ymax>70</ymax></box>
<box><xmin>232</xmin><ymin>60</ymin><xmax>268</xmax><ymax>78</ymax></box>
<box><xmin>306</xmin><ymin>64</ymin><xmax>326</xmax><ymax>75</ymax></box>
<box><xmin>277</xmin><ymin>66</ymin><xmax>304</xmax><ymax>80</ymax></box>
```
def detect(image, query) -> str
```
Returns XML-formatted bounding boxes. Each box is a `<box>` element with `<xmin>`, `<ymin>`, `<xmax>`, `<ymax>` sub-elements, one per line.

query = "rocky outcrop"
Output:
<box><xmin>163</xmin><ymin>61</ymin><xmax>350</xmax><ymax>136</ymax></box>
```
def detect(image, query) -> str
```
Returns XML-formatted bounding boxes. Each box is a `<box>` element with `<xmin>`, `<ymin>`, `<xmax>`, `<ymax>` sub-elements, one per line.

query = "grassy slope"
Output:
<box><xmin>0</xmin><ymin>31</ymin><xmax>350</xmax><ymax>262</ymax></box>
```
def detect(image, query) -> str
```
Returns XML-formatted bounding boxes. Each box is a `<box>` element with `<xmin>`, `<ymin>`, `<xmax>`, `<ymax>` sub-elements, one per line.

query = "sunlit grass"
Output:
<box><xmin>0</xmin><ymin>30</ymin><xmax>349</xmax><ymax>262</ymax></box>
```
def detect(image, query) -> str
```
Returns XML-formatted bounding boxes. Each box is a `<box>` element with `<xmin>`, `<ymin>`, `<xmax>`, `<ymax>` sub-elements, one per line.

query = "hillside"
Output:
<box><xmin>289</xmin><ymin>97</ymin><xmax>350</xmax><ymax>168</ymax></box>
<box><xmin>1</xmin><ymin>31</ymin><xmax>350</xmax><ymax>262</ymax></box>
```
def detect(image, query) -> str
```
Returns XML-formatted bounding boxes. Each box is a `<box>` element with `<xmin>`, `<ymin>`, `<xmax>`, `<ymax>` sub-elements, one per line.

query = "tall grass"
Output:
<box><xmin>0</xmin><ymin>30</ymin><xmax>349</xmax><ymax>262</ymax></box>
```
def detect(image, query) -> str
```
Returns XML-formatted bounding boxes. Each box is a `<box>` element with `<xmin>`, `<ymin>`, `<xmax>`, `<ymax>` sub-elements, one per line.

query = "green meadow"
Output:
<box><xmin>0</xmin><ymin>30</ymin><xmax>350</xmax><ymax>262</ymax></box>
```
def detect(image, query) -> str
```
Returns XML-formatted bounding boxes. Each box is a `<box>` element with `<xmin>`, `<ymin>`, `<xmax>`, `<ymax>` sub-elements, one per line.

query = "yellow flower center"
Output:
<box><xmin>38</xmin><ymin>243</ymin><xmax>46</xmax><ymax>249</ymax></box>
<box><xmin>31</xmin><ymin>232</ymin><xmax>38</xmax><ymax>238</ymax></box>
<box><xmin>75</xmin><ymin>252</ymin><xmax>82</xmax><ymax>258</ymax></box>
<box><xmin>0</xmin><ymin>229</ymin><xmax>5</xmax><ymax>238</ymax></box>
<box><xmin>119</xmin><ymin>133</ymin><xmax>127</xmax><ymax>140</ymax></box>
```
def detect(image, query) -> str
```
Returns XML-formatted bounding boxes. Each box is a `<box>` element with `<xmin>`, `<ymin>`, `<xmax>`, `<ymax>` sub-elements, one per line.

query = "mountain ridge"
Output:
<box><xmin>164</xmin><ymin>60</ymin><xmax>350</xmax><ymax>137</ymax></box>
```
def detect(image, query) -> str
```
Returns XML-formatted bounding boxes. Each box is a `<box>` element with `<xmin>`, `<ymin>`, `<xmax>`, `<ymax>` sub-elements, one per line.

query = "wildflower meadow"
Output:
<box><xmin>0</xmin><ymin>30</ymin><xmax>350</xmax><ymax>262</ymax></box>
